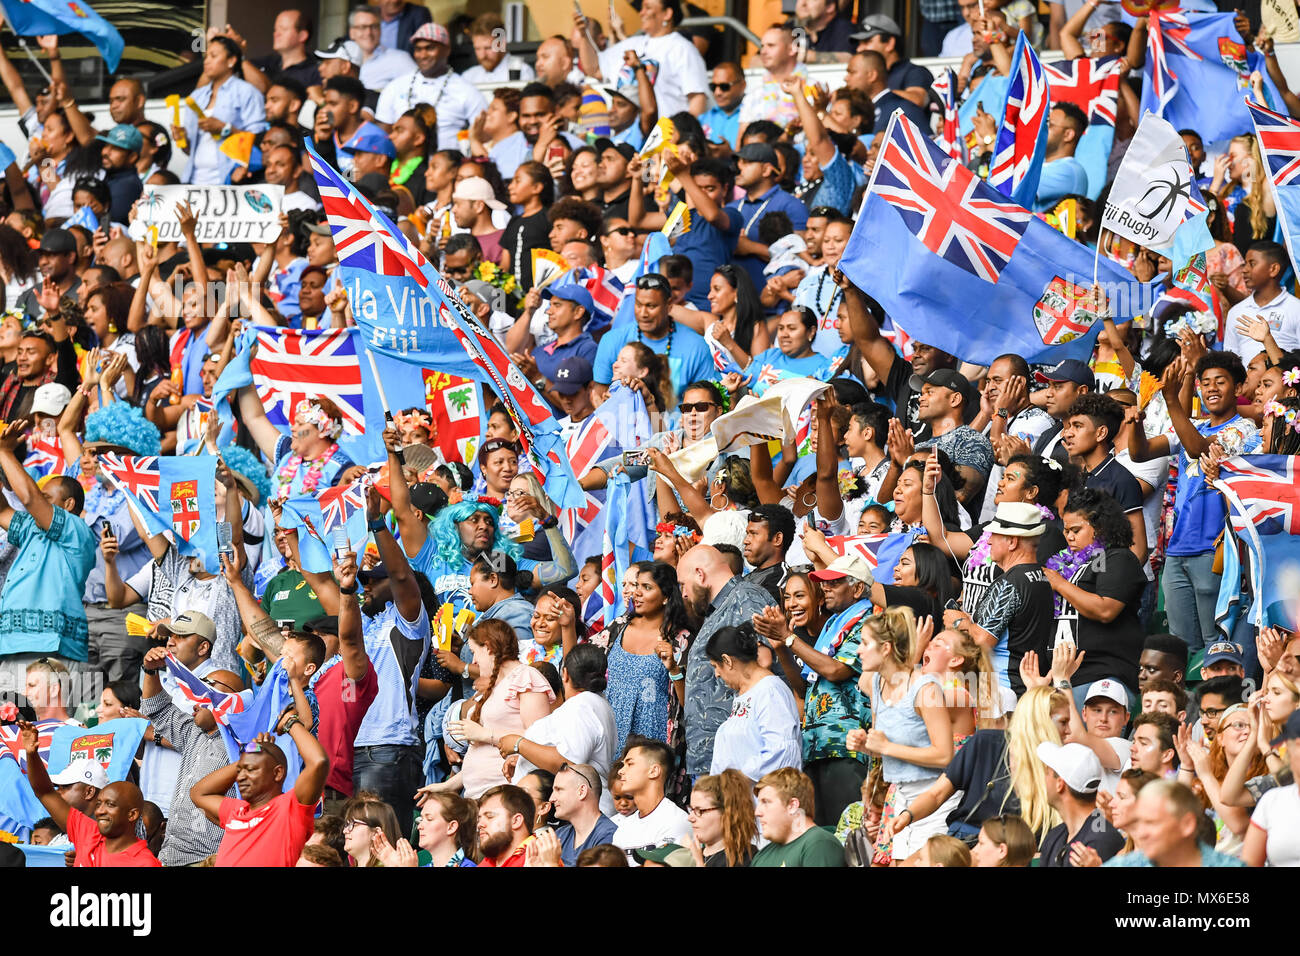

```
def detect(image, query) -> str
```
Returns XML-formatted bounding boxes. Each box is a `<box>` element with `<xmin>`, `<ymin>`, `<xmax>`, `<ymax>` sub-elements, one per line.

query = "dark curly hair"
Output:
<box><xmin>629</xmin><ymin>561</ymin><xmax>690</xmax><ymax>642</ymax></box>
<box><xmin>1062</xmin><ymin>487</ymin><xmax>1133</xmax><ymax>550</ymax></box>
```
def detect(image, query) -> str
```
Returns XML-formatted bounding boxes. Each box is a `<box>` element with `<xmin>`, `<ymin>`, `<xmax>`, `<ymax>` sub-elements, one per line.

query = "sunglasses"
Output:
<box><xmin>678</xmin><ymin>401</ymin><xmax>718</xmax><ymax>414</ymax></box>
<box><xmin>636</xmin><ymin>275</ymin><xmax>670</xmax><ymax>293</ymax></box>
<box><xmin>559</xmin><ymin>762</ymin><xmax>597</xmax><ymax>791</ymax></box>
<box><xmin>709</xmin><ymin>82</ymin><xmax>733</xmax><ymax>92</ymax></box>
<box><xmin>605</xmin><ymin>226</ymin><xmax>635</xmax><ymax>237</ymax></box>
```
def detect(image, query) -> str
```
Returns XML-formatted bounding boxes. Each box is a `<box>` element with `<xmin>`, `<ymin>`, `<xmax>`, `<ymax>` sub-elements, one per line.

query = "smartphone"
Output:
<box><xmin>331</xmin><ymin>526</ymin><xmax>350</xmax><ymax>560</ymax></box>
<box><xmin>546</xmin><ymin>142</ymin><xmax>566</xmax><ymax>164</ymax></box>
<box><xmin>622</xmin><ymin>448</ymin><xmax>651</xmax><ymax>468</ymax></box>
<box><xmin>944</xmin><ymin>598</ymin><xmax>959</xmax><ymax>611</ymax></box>
<box><xmin>101</xmin><ymin>523</ymin><xmax>114</xmax><ymax>541</ymax></box>
<box><xmin>323</xmin><ymin>109</ymin><xmax>335</xmax><ymax>129</ymax></box>
<box><xmin>216</xmin><ymin>520</ymin><xmax>233</xmax><ymax>558</ymax></box>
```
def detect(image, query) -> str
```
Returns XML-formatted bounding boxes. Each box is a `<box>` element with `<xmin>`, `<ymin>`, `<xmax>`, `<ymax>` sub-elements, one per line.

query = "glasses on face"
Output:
<box><xmin>343</xmin><ymin>818</ymin><xmax>372</xmax><ymax>832</ymax></box>
<box><xmin>678</xmin><ymin>401</ymin><xmax>718</xmax><ymax>414</ymax></box>
<box><xmin>351</xmin><ymin>23</ymin><xmax>380</xmax><ymax>32</ymax></box>
<box><xmin>445</xmin><ymin>265</ymin><xmax>472</xmax><ymax>279</ymax></box>
<box><xmin>1201</xmin><ymin>706</ymin><xmax>1227</xmax><ymax>719</ymax></box>
<box><xmin>709</xmin><ymin>82</ymin><xmax>732</xmax><ymax>92</ymax></box>
<box><xmin>1222</xmin><ymin>721</ymin><xmax>1251</xmax><ymax>733</ymax></box>
<box><xmin>559</xmin><ymin>762</ymin><xmax>597</xmax><ymax>791</ymax></box>
<box><xmin>687</xmin><ymin>804</ymin><xmax>719</xmax><ymax>817</ymax></box>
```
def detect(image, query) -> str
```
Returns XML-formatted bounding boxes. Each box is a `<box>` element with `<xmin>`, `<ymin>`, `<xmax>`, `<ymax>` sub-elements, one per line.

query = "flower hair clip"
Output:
<box><xmin>294</xmin><ymin>399</ymin><xmax>342</xmax><ymax>439</ymax></box>
<box><xmin>1285</xmin><ymin>367</ymin><xmax>1300</xmax><ymax>387</ymax></box>
<box><xmin>655</xmin><ymin>522</ymin><xmax>700</xmax><ymax>540</ymax></box>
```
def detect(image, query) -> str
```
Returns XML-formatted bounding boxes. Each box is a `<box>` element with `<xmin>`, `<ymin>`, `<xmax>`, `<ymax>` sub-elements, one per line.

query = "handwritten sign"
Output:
<box><xmin>129</xmin><ymin>184</ymin><xmax>284</xmax><ymax>244</ymax></box>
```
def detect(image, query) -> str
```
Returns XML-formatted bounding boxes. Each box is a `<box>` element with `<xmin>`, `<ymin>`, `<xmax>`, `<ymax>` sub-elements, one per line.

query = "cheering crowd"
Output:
<box><xmin>0</xmin><ymin>0</ymin><xmax>1296</xmax><ymax>873</ymax></box>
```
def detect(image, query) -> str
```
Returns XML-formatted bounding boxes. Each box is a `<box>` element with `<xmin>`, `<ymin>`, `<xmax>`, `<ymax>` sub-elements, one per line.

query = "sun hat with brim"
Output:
<box><xmin>809</xmin><ymin>554</ymin><xmax>875</xmax><ymax>586</ymax></box>
<box><xmin>985</xmin><ymin>501</ymin><xmax>1046</xmax><ymax>537</ymax></box>
<box><xmin>160</xmin><ymin>610</ymin><xmax>217</xmax><ymax>641</ymax></box>
<box><xmin>632</xmin><ymin>844</ymin><xmax>696</xmax><ymax>866</ymax></box>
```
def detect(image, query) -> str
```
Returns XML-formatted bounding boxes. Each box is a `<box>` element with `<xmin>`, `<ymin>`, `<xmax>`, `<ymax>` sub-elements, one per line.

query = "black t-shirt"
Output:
<box><xmin>1084</xmin><ymin>454</ymin><xmax>1143</xmax><ymax>514</ymax></box>
<box><xmin>810</xmin><ymin>16</ymin><xmax>856</xmax><ymax>53</ymax></box>
<box><xmin>502</xmin><ymin>210</ymin><xmax>551</xmax><ymax>288</ymax></box>
<box><xmin>601</xmin><ymin>188</ymin><xmax>631</xmax><ymax>222</ymax></box>
<box><xmin>881</xmin><ymin>583</ymin><xmax>940</xmax><ymax>624</ymax></box>
<box><xmin>888</xmin><ymin>59</ymin><xmax>935</xmax><ymax>93</ymax></box>
<box><xmin>972</xmin><ymin>562</ymin><xmax>1054</xmax><ymax>696</ymax></box>
<box><xmin>746</xmin><ymin>563</ymin><xmax>785</xmax><ymax>604</ymax></box>
<box><xmin>961</xmin><ymin>521</ymin><xmax>1067</xmax><ymax>613</ymax></box>
<box><xmin>254</xmin><ymin>53</ymin><xmax>322</xmax><ymax>91</ymax></box>
<box><xmin>103</xmin><ymin>166</ymin><xmax>142</xmax><ymax>225</ymax></box>
<box><xmin>944</xmin><ymin>729</ymin><xmax>1017</xmax><ymax>828</ymax></box>
<box><xmin>1039</xmin><ymin>808</ymin><xmax>1126</xmax><ymax>866</ymax></box>
<box><xmin>1054</xmin><ymin>546</ymin><xmax>1146</xmax><ymax>691</ymax></box>
<box><xmin>885</xmin><ymin>351</ymin><xmax>929</xmax><ymax>441</ymax></box>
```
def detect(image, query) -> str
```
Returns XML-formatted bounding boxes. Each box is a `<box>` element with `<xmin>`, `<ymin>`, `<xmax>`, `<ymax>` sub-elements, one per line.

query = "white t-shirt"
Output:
<box><xmin>709</xmin><ymin>674</ymin><xmax>803</xmax><ymax>781</ymax></box>
<box><xmin>612</xmin><ymin>796</ymin><xmax>693</xmax><ymax>862</ymax></box>
<box><xmin>360</xmin><ymin>46</ymin><xmax>416</xmax><ymax>92</ymax></box>
<box><xmin>783</xmin><ymin>502</ymin><xmax>850</xmax><ymax>567</ymax></box>
<box><xmin>511</xmin><ymin>691</ymin><xmax>618</xmax><ymax>815</ymax></box>
<box><xmin>1250</xmin><ymin>782</ymin><xmax>1300</xmax><ymax>866</ymax></box>
<box><xmin>1098</xmin><ymin>735</ymin><xmax>1132</xmax><ymax>796</ymax></box>
<box><xmin>375</xmin><ymin>70</ymin><xmax>489</xmax><ymax>156</ymax></box>
<box><xmin>1223</xmin><ymin>289</ymin><xmax>1300</xmax><ymax>365</ymax></box>
<box><xmin>599</xmin><ymin>32</ymin><xmax>708</xmax><ymax>118</ymax></box>
<box><xmin>1118</xmin><ymin>449</ymin><xmax>1168</xmax><ymax>582</ymax></box>
<box><xmin>462</xmin><ymin>55</ymin><xmax>535</xmax><ymax>84</ymax></box>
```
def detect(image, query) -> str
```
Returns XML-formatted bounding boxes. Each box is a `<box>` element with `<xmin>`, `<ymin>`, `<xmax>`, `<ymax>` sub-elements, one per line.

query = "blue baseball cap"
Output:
<box><xmin>96</xmin><ymin>123</ymin><xmax>144</xmax><ymax>152</ymax></box>
<box><xmin>551</xmin><ymin>356</ymin><xmax>594</xmax><ymax>396</ymax></box>
<box><xmin>1202</xmin><ymin>641</ymin><xmax>1245</xmax><ymax>669</ymax></box>
<box><xmin>1033</xmin><ymin>358</ymin><xmax>1096</xmax><ymax>390</ymax></box>
<box><xmin>341</xmin><ymin>121</ymin><xmax>396</xmax><ymax>159</ymax></box>
<box><xmin>544</xmin><ymin>280</ymin><xmax>596</xmax><ymax>318</ymax></box>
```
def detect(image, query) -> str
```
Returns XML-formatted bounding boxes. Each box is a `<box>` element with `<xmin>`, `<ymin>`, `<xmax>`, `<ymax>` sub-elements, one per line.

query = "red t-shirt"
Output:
<box><xmin>66</xmin><ymin>808</ymin><xmax>161</xmax><ymax>867</ymax></box>
<box><xmin>215</xmin><ymin>791</ymin><xmax>316</xmax><ymax>867</ymax></box>
<box><xmin>479</xmin><ymin>837</ymin><xmax>531</xmax><ymax>868</ymax></box>
<box><xmin>314</xmin><ymin>659</ymin><xmax>378</xmax><ymax>795</ymax></box>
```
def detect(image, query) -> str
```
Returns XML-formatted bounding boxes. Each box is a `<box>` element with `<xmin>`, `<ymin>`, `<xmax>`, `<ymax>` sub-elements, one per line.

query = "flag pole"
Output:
<box><xmin>14</xmin><ymin>38</ymin><xmax>53</xmax><ymax>85</ymax></box>
<box><xmin>364</xmin><ymin>347</ymin><xmax>405</xmax><ymax>466</ymax></box>
<box><xmin>1092</xmin><ymin>228</ymin><xmax>1105</xmax><ymax>287</ymax></box>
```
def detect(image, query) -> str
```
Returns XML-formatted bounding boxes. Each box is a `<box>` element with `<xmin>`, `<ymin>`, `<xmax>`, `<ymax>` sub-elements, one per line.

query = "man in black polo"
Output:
<box><xmin>849</xmin><ymin>14</ymin><xmax>933</xmax><ymax>108</ymax></box>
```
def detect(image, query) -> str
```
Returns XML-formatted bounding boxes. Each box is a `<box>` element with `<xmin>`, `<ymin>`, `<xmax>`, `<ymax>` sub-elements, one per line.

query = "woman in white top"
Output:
<box><xmin>1240</xmin><ymin>714</ymin><xmax>1300</xmax><ymax>867</ymax></box>
<box><xmin>500</xmin><ymin>644</ymin><xmax>618</xmax><ymax>800</ymax></box>
<box><xmin>0</xmin><ymin>223</ymin><xmax>38</xmax><ymax>313</ymax></box>
<box><xmin>707</xmin><ymin>624</ymin><xmax>802</xmax><ymax>781</ymax></box>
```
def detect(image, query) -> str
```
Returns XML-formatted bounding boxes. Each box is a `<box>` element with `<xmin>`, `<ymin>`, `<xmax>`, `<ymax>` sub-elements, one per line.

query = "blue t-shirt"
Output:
<box><xmin>1034</xmin><ymin>157</ymin><xmax>1090</xmax><ymax>212</ymax></box>
<box><xmin>557</xmin><ymin>814</ymin><xmax>620</xmax><ymax>866</ymax></box>
<box><xmin>1167</xmin><ymin>416</ymin><xmax>1261</xmax><ymax>556</ymax></box>
<box><xmin>809</xmin><ymin>148</ymin><xmax>856</xmax><ymax>218</ymax></box>
<box><xmin>0</xmin><ymin>508</ymin><xmax>97</xmax><ymax>660</ymax></box>
<box><xmin>745</xmin><ymin>348</ymin><xmax>831</xmax><ymax>394</ymax></box>
<box><xmin>726</xmin><ymin>186</ymin><xmax>809</xmax><ymax>297</ymax></box>
<box><xmin>593</xmin><ymin>321</ymin><xmax>717</xmax><ymax>398</ymax></box>
<box><xmin>672</xmin><ymin>208</ymin><xmax>739</xmax><ymax>309</ymax></box>
<box><xmin>355</xmin><ymin>602</ymin><xmax>431</xmax><ymax>747</ymax></box>
<box><xmin>533</xmin><ymin>333</ymin><xmax>598</xmax><ymax>385</ymax></box>
<box><xmin>699</xmin><ymin>104</ymin><xmax>742</xmax><ymax>149</ymax></box>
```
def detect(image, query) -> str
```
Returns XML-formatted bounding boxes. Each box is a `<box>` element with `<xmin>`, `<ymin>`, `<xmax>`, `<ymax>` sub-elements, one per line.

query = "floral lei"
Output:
<box><xmin>277</xmin><ymin>442</ymin><xmax>339</xmax><ymax>498</ymax></box>
<box><xmin>968</xmin><ymin>503</ymin><xmax>1056</xmax><ymax>569</ymax></box>
<box><xmin>1046</xmin><ymin>540</ymin><xmax>1105</xmax><ymax>616</ymax></box>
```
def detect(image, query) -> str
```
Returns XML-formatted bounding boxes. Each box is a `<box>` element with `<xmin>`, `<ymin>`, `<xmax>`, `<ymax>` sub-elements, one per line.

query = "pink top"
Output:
<box><xmin>460</xmin><ymin>662</ymin><xmax>556</xmax><ymax>799</ymax></box>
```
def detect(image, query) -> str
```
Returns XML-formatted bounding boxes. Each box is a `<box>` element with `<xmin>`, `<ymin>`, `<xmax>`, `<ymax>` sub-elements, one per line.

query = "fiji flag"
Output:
<box><xmin>1247</xmin><ymin>98</ymin><xmax>1300</xmax><ymax>272</ymax></box>
<box><xmin>46</xmin><ymin>718</ymin><xmax>149</xmax><ymax>785</ymax></box>
<box><xmin>601</xmin><ymin>471</ymin><xmax>653</xmax><ymax>625</ymax></box>
<box><xmin>0</xmin><ymin>0</ymin><xmax>124</xmax><ymax>73</ymax></box>
<box><xmin>304</xmin><ymin>140</ymin><xmax>586</xmax><ymax>509</ymax></box>
<box><xmin>1214</xmin><ymin>455</ymin><xmax>1300</xmax><ymax>631</ymax></box>
<box><xmin>1142</xmin><ymin>11</ymin><xmax>1280</xmax><ymax>145</ymax></box>
<box><xmin>218</xmin><ymin>659</ymin><xmax>303</xmax><ymax>792</ymax></box>
<box><xmin>129</xmin><ymin>456</ymin><xmax>220</xmax><ymax>573</ymax></box>
<box><xmin>988</xmin><ymin>32</ymin><xmax>1049</xmax><ymax>209</ymax></box>
<box><xmin>841</xmin><ymin>111</ymin><xmax>1136</xmax><ymax>367</ymax></box>
<box><xmin>282</xmin><ymin>475</ymin><xmax>369</xmax><ymax>574</ymax></box>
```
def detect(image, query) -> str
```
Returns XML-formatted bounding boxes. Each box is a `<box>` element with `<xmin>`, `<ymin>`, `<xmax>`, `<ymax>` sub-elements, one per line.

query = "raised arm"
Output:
<box><xmin>280</xmin><ymin>699</ymin><xmax>329</xmax><ymax>805</ymax></box>
<box><xmin>921</xmin><ymin>452</ymin><xmax>973</xmax><ymax>558</ymax></box>
<box><xmin>369</xmin><ymin>485</ymin><xmax>423</xmax><ymax>622</ymax></box>
<box><xmin>221</xmin><ymin>551</ymin><xmax>284</xmax><ymax>663</ymax></box>
<box><xmin>666</xmin><ymin>152</ymin><xmax>729</xmax><ymax>230</ymax></box>
<box><xmin>835</xmin><ymin>268</ymin><xmax>900</xmax><ymax>391</ymax></box>
<box><xmin>332</xmin><ymin>550</ymin><xmax>369</xmax><ymax>681</ymax></box>
<box><xmin>189</xmin><ymin>755</ymin><xmax>241</xmax><ymax>824</ymax></box>
<box><xmin>236</xmin><ymin>383</ymin><xmax>285</xmax><ymax>461</ymax></box>
<box><xmin>0</xmin><ymin>419</ymin><xmax>52</xmax><ymax>530</ymax></box>
<box><xmin>382</xmin><ymin>424</ymin><xmax>427</xmax><ymax>558</ymax></box>
<box><xmin>785</xmin><ymin>77</ymin><xmax>834</xmax><ymax>168</ymax></box>
<box><xmin>1059</xmin><ymin>0</ymin><xmax>1097</xmax><ymax>60</ymax></box>
<box><xmin>17</xmin><ymin>721</ymin><xmax>72</xmax><ymax>831</ymax></box>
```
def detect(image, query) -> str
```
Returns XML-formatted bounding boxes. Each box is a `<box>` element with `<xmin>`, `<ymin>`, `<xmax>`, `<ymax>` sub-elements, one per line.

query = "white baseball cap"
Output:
<box><xmin>452</xmin><ymin>177</ymin><xmax>506</xmax><ymax>211</ymax></box>
<box><xmin>1036</xmin><ymin>742</ymin><xmax>1103</xmax><ymax>794</ymax></box>
<box><xmin>315</xmin><ymin>38</ymin><xmax>362</xmax><ymax>66</ymax></box>
<box><xmin>1084</xmin><ymin>678</ymin><xmax>1130</xmax><ymax>710</ymax></box>
<box><xmin>31</xmin><ymin>382</ymin><xmax>72</xmax><ymax>417</ymax></box>
<box><xmin>809</xmin><ymin>554</ymin><xmax>875</xmax><ymax>586</ymax></box>
<box><xmin>49</xmin><ymin>758</ymin><xmax>110</xmax><ymax>789</ymax></box>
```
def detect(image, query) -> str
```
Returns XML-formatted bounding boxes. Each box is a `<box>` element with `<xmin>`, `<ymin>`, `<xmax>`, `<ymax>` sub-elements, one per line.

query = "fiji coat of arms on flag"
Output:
<box><xmin>171</xmin><ymin>479</ymin><xmax>201</xmax><ymax>540</ymax></box>
<box><xmin>1032</xmin><ymin>277</ymin><xmax>1102</xmax><ymax>346</ymax></box>
<box><xmin>69</xmin><ymin>733</ymin><xmax>113</xmax><ymax>766</ymax></box>
<box><xmin>1218</xmin><ymin>38</ymin><xmax>1249</xmax><ymax>82</ymax></box>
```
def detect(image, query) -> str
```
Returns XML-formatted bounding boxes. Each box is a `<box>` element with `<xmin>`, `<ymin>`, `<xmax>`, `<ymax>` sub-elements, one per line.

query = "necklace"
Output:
<box><xmin>276</xmin><ymin>442</ymin><xmax>339</xmax><ymax>498</ymax></box>
<box><xmin>639</xmin><ymin>323</ymin><xmax>673</xmax><ymax>359</ymax></box>
<box><xmin>1046</xmin><ymin>541</ymin><xmax>1105</xmax><ymax>616</ymax></box>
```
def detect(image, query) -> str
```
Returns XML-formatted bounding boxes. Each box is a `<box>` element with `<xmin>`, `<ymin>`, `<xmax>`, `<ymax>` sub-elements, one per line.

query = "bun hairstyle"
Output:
<box><xmin>705</xmin><ymin>624</ymin><xmax>760</xmax><ymax>665</ymax></box>
<box><xmin>562</xmin><ymin>643</ymin><xmax>607</xmax><ymax>694</ymax></box>
<box><xmin>471</xmin><ymin>551</ymin><xmax>534</xmax><ymax>594</ymax></box>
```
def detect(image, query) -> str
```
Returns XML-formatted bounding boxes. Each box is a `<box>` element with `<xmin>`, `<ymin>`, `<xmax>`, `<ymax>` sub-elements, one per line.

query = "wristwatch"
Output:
<box><xmin>981</xmin><ymin>133</ymin><xmax>994</xmax><ymax>146</ymax></box>
<box><xmin>462</xmin><ymin>661</ymin><xmax>472</xmax><ymax>678</ymax></box>
<box><xmin>996</xmin><ymin>408</ymin><xmax>1010</xmax><ymax>419</ymax></box>
<box><xmin>367</xmin><ymin>517</ymin><xmax>387</xmax><ymax>532</ymax></box>
<box><xmin>1053</xmin><ymin>679</ymin><xmax>1072</xmax><ymax>691</ymax></box>
<box><xmin>784</xmin><ymin>633</ymin><xmax>797</xmax><ymax>648</ymax></box>
<box><xmin>220</xmin><ymin>123</ymin><xmax>233</xmax><ymax>139</ymax></box>
<box><xmin>339</xmin><ymin>583</ymin><xmax>358</xmax><ymax>595</ymax></box>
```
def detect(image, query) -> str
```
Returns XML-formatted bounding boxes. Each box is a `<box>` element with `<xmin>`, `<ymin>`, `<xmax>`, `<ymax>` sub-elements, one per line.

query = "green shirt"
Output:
<box><xmin>749</xmin><ymin>826</ymin><xmax>846</xmax><ymax>867</ymax></box>
<box><xmin>259</xmin><ymin>568</ymin><xmax>324</xmax><ymax>630</ymax></box>
<box><xmin>801</xmin><ymin>620</ymin><xmax>871</xmax><ymax>763</ymax></box>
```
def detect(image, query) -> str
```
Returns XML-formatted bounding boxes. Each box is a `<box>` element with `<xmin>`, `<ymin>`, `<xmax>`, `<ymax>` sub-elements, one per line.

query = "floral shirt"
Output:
<box><xmin>800</xmin><ymin>621</ymin><xmax>872</xmax><ymax>764</ymax></box>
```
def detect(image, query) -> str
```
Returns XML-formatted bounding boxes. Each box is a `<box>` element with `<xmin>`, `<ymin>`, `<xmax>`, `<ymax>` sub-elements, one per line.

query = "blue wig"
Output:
<box><xmin>214</xmin><ymin>444</ymin><xmax>272</xmax><ymax>507</ymax></box>
<box><xmin>84</xmin><ymin>402</ymin><xmax>161</xmax><ymax>457</ymax></box>
<box><xmin>429</xmin><ymin>494</ymin><xmax>521</xmax><ymax>566</ymax></box>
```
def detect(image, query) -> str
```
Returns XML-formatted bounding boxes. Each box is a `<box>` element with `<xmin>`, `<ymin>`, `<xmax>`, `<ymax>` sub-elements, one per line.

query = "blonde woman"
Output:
<box><xmin>846</xmin><ymin>607</ymin><xmax>953</xmax><ymax>866</ymax></box>
<box><xmin>1210</xmin><ymin>134</ymin><xmax>1275</xmax><ymax>257</ymax></box>
<box><xmin>1220</xmin><ymin>673</ymin><xmax>1297</xmax><ymax>810</ymax></box>
<box><xmin>503</xmin><ymin>471</ymin><xmax>576</xmax><ymax>589</ymax></box>
<box><xmin>882</xmin><ymin>683</ymin><xmax>1068</xmax><ymax>853</ymax></box>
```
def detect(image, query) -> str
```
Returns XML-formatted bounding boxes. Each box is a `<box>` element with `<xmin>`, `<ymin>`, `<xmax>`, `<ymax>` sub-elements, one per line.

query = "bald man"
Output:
<box><xmin>675</xmin><ymin>544</ymin><xmax>779</xmax><ymax>778</ymax></box>
<box><xmin>140</xmin><ymin>645</ymin><xmax>246</xmax><ymax>865</ymax></box>
<box><xmin>99</xmin><ymin>236</ymin><xmax>138</xmax><ymax>281</ymax></box>
<box><xmin>19</xmin><ymin>720</ymin><xmax>161</xmax><ymax>866</ymax></box>
<box><xmin>108</xmin><ymin>77</ymin><xmax>147</xmax><ymax>126</ymax></box>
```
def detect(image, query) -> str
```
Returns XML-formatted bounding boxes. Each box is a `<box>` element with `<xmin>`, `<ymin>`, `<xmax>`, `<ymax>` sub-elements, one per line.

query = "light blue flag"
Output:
<box><xmin>219</xmin><ymin>659</ymin><xmax>303</xmax><ymax>793</ymax></box>
<box><xmin>0</xmin><ymin>0</ymin><xmax>124</xmax><ymax>73</ymax></box>
<box><xmin>602</xmin><ymin>470</ymin><xmax>653</xmax><ymax>625</ymax></box>
<box><xmin>46</xmin><ymin>718</ymin><xmax>148</xmax><ymax>784</ymax></box>
<box><xmin>65</xmin><ymin>204</ymin><xmax>98</xmax><ymax>232</ymax></box>
<box><xmin>135</xmin><ymin>456</ymin><xmax>220</xmax><ymax>573</ymax></box>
